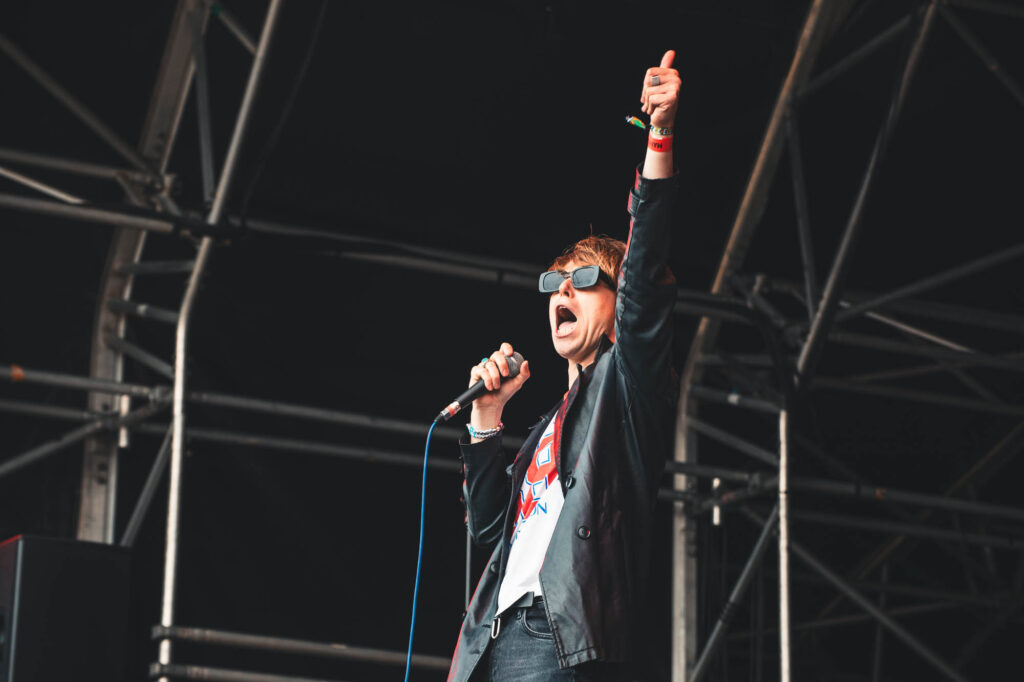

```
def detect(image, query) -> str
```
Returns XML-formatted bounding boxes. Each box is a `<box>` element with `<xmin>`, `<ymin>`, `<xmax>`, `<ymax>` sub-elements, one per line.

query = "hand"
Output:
<box><xmin>468</xmin><ymin>342</ymin><xmax>530</xmax><ymax>430</ymax></box>
<box><xmin>640</xmin><ymin>50</ymin><xmax>681</xmax><ymax>129</ymax></box>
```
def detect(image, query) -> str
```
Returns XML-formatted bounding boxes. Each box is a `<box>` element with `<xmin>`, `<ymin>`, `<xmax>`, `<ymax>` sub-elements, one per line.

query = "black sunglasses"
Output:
<box><xmin>538</xmin><ymin>265</ymin><xmax>616</xmax><ymax>293</ymax></box>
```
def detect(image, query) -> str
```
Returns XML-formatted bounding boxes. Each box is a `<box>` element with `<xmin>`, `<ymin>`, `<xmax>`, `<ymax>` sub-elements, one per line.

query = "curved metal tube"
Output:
<box><xmin>159</xmin><ymin>0</ymin><xmax>285</xmax><ymax>672</ymax></box>
<box><xmin>778</xmin><ymin>409</ymin><xmax>790</xmax><ymax>681</ymax></box>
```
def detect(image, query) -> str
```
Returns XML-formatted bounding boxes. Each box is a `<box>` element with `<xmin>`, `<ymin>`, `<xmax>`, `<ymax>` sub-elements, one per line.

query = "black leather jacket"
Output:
<box><xmin>448</xmin><ymin>168</ymin><xmax>679</xmax><ymax>681</ymax></box>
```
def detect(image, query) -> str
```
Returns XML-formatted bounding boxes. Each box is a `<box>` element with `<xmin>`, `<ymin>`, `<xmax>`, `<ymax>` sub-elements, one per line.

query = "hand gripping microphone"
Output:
<box><xmin>435</xmin><ymin>352</ymin><xmax>525</xmax><ymax>423</ymax></box>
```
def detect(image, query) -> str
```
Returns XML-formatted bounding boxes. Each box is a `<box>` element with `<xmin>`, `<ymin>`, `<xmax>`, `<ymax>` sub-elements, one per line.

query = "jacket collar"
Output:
<box><xmin>575</xmin><ymin>334</ymin><xmax>614</xmax><ymax>379</ymax></box>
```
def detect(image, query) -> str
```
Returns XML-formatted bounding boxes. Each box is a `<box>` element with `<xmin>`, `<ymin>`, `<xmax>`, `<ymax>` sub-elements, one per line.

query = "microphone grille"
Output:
<box><xmin>506</xmin><ymin>352</ymin><xmax>525</xmax><ymax>378</ymax></box>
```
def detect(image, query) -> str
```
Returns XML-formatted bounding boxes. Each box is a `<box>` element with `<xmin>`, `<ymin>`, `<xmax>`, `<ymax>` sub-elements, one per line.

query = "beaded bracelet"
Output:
<box><xmin>649</xmin><ymin>125</ymin><xmax>674</xmax><ymax>136</ymax></box>
<box><xmin>467</xmin><ymin>421</ymin><xmax>504</xmax><ymax>439</ymax></box>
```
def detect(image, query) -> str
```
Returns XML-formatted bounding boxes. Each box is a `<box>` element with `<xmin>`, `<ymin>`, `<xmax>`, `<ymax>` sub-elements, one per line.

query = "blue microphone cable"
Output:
<box><xmin>405</xmin><ymin>419</ymin><xmax>439</xmax><ymax>681</ymax></box>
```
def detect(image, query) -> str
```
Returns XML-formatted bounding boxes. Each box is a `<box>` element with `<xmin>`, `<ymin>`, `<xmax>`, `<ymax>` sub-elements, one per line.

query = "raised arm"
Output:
<box><xmin>640</xmin><ymin>50</ymin><xmax>681</xmax><ymax>179</ymax></box>
<box><xmin>614</xmin><ymin>51</ymin><xmax>681</xmax><ymax>396</ymax></box>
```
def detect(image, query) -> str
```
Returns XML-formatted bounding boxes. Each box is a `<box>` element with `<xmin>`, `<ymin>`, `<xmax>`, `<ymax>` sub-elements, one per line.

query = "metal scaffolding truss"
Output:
<box><xmin>1</xmin><ymin>0</ymin><xmax>1023</xmax><ymax>681</ymax></box>
<box><xmin>675</xmin><ymin>1</ymin><xmax>1024</xmax><ymax>681</ymax></box>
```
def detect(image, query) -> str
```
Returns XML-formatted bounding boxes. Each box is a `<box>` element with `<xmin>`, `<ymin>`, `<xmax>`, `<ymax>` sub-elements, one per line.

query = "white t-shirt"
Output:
<box><xmin>497</xmin><ymin>415</ymin><xmax>565</xmax><ymax>614</ymax></box>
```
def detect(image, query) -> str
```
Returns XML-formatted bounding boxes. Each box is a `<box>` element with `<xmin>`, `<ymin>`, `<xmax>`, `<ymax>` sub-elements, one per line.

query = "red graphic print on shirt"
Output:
<box><xmin>509</xmin><ymin>393</ymin><xmax>568</xmax><ymax>547</ymax></box>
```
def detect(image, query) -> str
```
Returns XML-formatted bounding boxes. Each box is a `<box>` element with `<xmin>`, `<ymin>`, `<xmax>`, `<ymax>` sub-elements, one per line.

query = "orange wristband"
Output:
<box><xmin>648</xmin><ymin>134</ymin><xmax>673</xmax><ymax>153</ymax></box>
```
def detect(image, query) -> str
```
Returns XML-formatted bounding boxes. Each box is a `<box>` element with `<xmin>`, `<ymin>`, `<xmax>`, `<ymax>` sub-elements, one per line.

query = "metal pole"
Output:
<box><xmin>688</xmin><ymin>417</ymin><xmax>780</xmax><ymax>466</ymax></box>
<box><xmin>0</xmin><ymin>398</ymin><xmax>98</xmax><ymax>422</ymax></box>
<box><xmin>190</xmin><ymin>8</ymin><xmax>216</xmax><ymax>203</ymax></box>
<box><xmin>831</xmin><ymin>322</ymin><xmax>1020</xmax><ymax>365</ymax></box>
<box><xmin>0</xmin><ymin>362</ymin><xmax>523</xmax><ymax>447</ymax></box>
<box><xmin>769</xmin><ymin>276</ymin><xmax>1024</xmax><ymax>335</ymax></box>
<box><xmin>855</xmin><ymin>580</ymin><xmax>998</xmax><ymax>608</ymax></box>
<box><xmin>187</xmin><ymin>389</ymin><xmax>500</xmax><ymax>445</ymax></box>
<box><xmin>845</xmin><ymin>303</ymin><xmax>976</xmax><ymax>353</ymax></box>
<box><xmin>690</xmin><ymin>505</ymin><xmax>779</xmax><ymax>682</ymax></box>
<box><xmin>0</xmin><ymin>397</ymin><xmax>464</xmax><ymax>475</ymax></box>
<box><xmin>149</xmin><ymin>665</ymin><xmax>335</xmax><ymax>682</ymax></box>
<box><xmin>135</xmin><ymin>422</ymin><xmax>461</xmax><ymax>472</ymax></box>
<box><xmin>0</xmin><ymin>164</ymin><xmax>85</xmax><ymax>204</ymax></box>
<box><xmin>728</xmin><ymin>602</ymin><xmax>960</xmax><ymax>639</ymax></box>
<box><xmin>946</xmin><ymin>0</ymin><xmax>1024</xmax><ymax>19</ymax></box>
<box><xmin>941</xmin><ymin>7</ymin><xmax>1024</xmax><ymax>107</ymax></box>
<box><xmin>848</xmin><ymin>305</ymin><xmax>1000</xmax><ymax>402</ymax></box>
<box><xmin>159</xmin><ymin>2</ymin><xmax>284</xmax><ymax>675</ymax></box>
<box><xmin>777</xmin><ymin>410</ymin><xmax>790</xmax><ymax>682</ymax></box>
<box><xmin>785</xmin><ymin>110</ymin><xmax>818</xmax><ymax>322</ymax></box>
<box><xmin>105</xmin><ymin>334</ymin><xmax>175</xmax><ymax>379</ymax></box>
<box><xmin>789</xmin><ymin>508</ymin><xmax>1024</xmax><ymax>550</ymax></box>
<box><xmin>779</xmin><ymin>525</ymin><xmax>970</xmax><ymax>681</ymax></box>
<box><xmin>752</xmin><ymin>560</ymin><xmax>764</xmax><ymax>682</ymax></box>
<box><xmin>0</xmin><ymin>401</ymin><xmax>165</xmax><ymax>480</ymax></box>
<box><xmin>209</xmin><ymin>2</ymin><xmax>258</xmax><ymax>54</ymax></box>
<box><xmin>107</xmin><ymin>299</ymin><xmax>181</xmax><ymax>325</ymax></box>
<box><xmin>117</xmin><ymin>260</ymin><xmax>197</xmax><ymax>275</ymax></box>
<box><xmin>666</xmin><ymin>461</ymin><xmax>760</xmax><ymax>484</ymax></box>
<box><xmin>0</xmin><ymin>364</ymin><xmax>157</xmax><ymax>398</ymax></box>
<box><xmin>835</xmin><ymin>240</ymin><xmax>1024</xmax><ymax>324</ymax></box>
<box><xmin>788</xmin><ymin>476</ymin><xmax>1024</xmax><ymax>523</ymax></box>
<box><xmin>871</xmin><ymin>564</ymin><xmax>888</xmax><ymax>682</ymax></box>
<box><xmin>0</xmin><ymin>193</ymin><xmax>176</xmax><ymax>232</ymax></box>
<box><xmin>0</xmin><ymin>33</ymin><xmax>153</xmax><ymax>174</ymax></box>
<box><xmin>849</xmin><ymin>359</ymin><xmax>1018</xmax><ymax>384</ymax></box>
<box><xmin>336</xmin><ymin>251</ymin><xmax>537</xmax><ymax>289</ymax></box>
<box><xmin>240</xmin><ymin>217</ymin><xmax>540</xmax><ymax>277</ymax></box>
<box><xmin>802</xmin><ymin>14</ymin><xmax>912</xmax><ymax>96</ymax></box>
<box><xmin>80</xmin><ymin>217</ymin><xmax>148</xmax><ymax>543</ymax></box>
<box><xmin>0</xmin><ymin>422</ymin><xmax>104</xmax><ymax>480</ymax></box>
<box><xmin>0</xmin><ymin>147</ymin><xmax>136</xmax><ymax>180</ymax></box>
<box><xmin>687</xmin><ymin>386</ymin><xmax>781</xmax><ymax>415</ymax></box>
<box><xmin>812</xmin><ymin>378</ymin><xmax>1024</xmax><ymax>418</ymax></box>
<box><xmin>120</xmin><ymin>429</ymin><xmax>173</xmax><ymax>547</ymax></box>
<box><xmin>796</xmin><ymin>2</ymin><xmax>937</xmax><ymax>382</ymax></box>
<box><xmin>152</xmin><ymin>624</ymin><xmax>451</xmax><ymax>670</ymax></box>
<box><xmin>687</xmin><ymin>461</ymin><xmax>1024</xmax><ymax>524</ymax></box>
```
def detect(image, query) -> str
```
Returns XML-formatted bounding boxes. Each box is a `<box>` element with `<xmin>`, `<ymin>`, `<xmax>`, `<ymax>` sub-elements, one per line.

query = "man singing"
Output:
<box><xmin>448</xmin><ymin>51</ymin><xmax>681</xmax><ymax>682</ymax></box>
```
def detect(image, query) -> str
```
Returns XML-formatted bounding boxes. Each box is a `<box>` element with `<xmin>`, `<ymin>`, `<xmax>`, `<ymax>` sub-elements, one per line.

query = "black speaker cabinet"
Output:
<box><xmin>0</xmin><ymin>534</ymin><xmax>130</xmax><ymax>682</ymax></box>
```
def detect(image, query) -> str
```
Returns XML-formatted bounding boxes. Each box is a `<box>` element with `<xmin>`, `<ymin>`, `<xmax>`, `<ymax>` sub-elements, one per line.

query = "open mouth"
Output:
<box><xmin>555</xmin><ymin>305</ymin><xmax>578</xmax><ymax>336</ymax></box>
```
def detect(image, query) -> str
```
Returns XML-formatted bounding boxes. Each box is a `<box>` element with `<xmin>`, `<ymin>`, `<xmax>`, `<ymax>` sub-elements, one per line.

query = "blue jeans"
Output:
<box><xmin>486</xmin><ymin>600</ymin><xmax>630</xmax><ymax>682</ymax></box>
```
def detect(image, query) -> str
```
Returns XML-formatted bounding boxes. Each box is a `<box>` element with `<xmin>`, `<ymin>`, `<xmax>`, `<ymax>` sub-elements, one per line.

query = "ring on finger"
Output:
<box><xmin>651</xmin><ymin>74</ymin><xmax>661</xmax><ymax>86</ymax></box>
<box><xmin>480</xmin><ymin>357</ymin><xmax>489</xmax><ymax>365</ymax></box>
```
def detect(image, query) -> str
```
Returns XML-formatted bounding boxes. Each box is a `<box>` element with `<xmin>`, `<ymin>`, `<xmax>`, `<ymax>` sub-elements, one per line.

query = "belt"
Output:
<box><xmin>491</xmin><ymin>592</ymin><xmax>544</xmax><ymax>639</ymax></box>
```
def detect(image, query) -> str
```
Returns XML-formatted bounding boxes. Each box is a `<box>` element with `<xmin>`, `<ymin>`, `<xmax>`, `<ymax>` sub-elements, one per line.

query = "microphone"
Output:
<box><xmin>435</xmin><ymin>352</ymin><xmax>525</xmax><ymax>423</ymax></box>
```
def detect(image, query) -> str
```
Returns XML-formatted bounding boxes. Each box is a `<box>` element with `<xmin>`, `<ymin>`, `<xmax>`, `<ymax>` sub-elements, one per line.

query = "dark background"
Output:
<box><xmin>1</xmin><ymin>1</ymin><xmax>1023</xmax><ymax>680</ymax></box>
